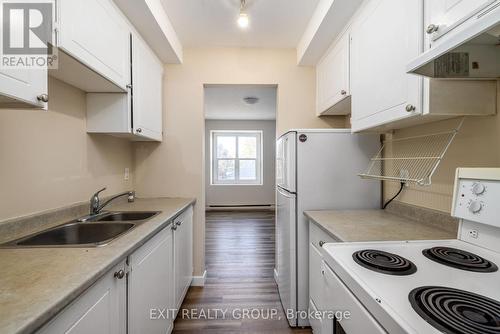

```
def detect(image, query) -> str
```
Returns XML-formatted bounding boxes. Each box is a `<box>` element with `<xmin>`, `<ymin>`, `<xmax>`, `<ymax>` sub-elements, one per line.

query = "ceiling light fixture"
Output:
<box><xmin>237</xmin><ymin>0</ymin><xmax>249</xmax><ymax>28</ymax></box>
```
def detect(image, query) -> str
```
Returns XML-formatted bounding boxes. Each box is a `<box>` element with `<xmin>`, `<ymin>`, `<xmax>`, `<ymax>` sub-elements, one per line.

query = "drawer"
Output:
<box><xmin>309</xmin><ymin>221</ymin><xmax>338</xmax><ymax>251</ymax></box>
<box><xmin>323</xmin><ymin>263</ymin><xmax>386</xmax><ymax>334</ymax></box>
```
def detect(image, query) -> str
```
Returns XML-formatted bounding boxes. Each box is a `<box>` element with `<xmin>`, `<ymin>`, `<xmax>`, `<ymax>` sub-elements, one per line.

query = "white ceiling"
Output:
<box><xmin>204</xmin><ymin>85</ymin><xmax>277</xmax><ymax>120</ymax></box>
<box><xmin>161</xmin><ymin>0</ymin><xmax>320</xmax><ymax>48</ymax></box>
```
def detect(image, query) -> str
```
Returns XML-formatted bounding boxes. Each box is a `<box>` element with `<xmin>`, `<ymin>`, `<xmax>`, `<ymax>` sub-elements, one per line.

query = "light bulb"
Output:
<box><xmin>237</xmin><ymin>12</ymin><xmax>249</xmax><ymax>28</ymax></box>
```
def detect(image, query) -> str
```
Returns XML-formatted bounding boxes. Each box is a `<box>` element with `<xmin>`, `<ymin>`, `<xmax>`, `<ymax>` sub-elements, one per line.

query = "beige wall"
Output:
<box><xmin>384</xmin><ymin>83</ymin><xmax>500</xmax><ymax>213</ymax></box>
<box><xmin>0</xmin><ymin>77</ymin><xmax>134</xmax><ymax>221</ymax></box>
<box><xmin>134</xmin><ymin>47</ymin><xmax>346</xmax><ymax>276</ymax></box>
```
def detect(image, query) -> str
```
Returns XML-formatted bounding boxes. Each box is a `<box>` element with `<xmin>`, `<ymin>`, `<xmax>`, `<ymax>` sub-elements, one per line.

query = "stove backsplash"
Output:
<box><xmin>384</xmin><ymin>201</ymin><xmax>459</xmax><ymax>236</ymax></box>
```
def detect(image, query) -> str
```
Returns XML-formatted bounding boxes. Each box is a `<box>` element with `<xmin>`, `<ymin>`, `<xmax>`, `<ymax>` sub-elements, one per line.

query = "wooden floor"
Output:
<box><xmin>173</xmin><ymin>211</ymin><xmax>311</xmax><ymax>334</ymax></box>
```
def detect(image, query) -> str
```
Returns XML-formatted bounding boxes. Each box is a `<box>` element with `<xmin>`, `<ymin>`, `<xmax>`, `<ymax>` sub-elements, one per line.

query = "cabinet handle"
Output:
<box><xmin>426</xmin><ymin>24</ymin><xmax>439</xmax><ymax>34</ymax></box>
<box><xmin>126</xmin><ymin>84</ymin><xmax>133</xmax><ymax>89</ymax></box>
<box><xmin>136</xmin><ymin>128</ymin><xmax>142</xmax><ymax>133</ymax></box>
<box><xmin>176</xmin><ymin>221</ymin><xmax>182</xmax><ymax>226</ymax></box>
<box><xmin>37</xmin><ymin>94</ymin><xmax>49</xmax><ymax>103</ymax></box>
<box><xmin>114</xmin><ymin>270</ymin><xmax>125</xmax><ymax>279</ymax></box>
<box><xmin>171</xmin><ymin>224</ymin><xmax>177</xmax><ymax>231</ymax></box>
<box><xmin>319</xmin><ymin>241</ymin><xmax>326</xmax><ymax>247</ymax></box>
<box><xmin>405</xmin><ymin>104</ymin><xmax>416</xmax><ymax>112</ymax></box>
<box><xmin>341</xmin><ymin>90</ymin><xmax>347</xmax><ymax>96</ymax></box>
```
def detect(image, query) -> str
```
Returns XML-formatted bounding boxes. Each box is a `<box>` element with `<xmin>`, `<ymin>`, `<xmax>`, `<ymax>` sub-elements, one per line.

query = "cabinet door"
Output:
<box><xmin>351</xmin><ymin>0</ymin><xmax>423</xmax><ymax>132</ymax></box>
<box><xmin>316</xmin><ymin>32</ymin><xmax>350</xmax><ymax>115</ymax></box>
<box><xmin>0</xmin><ymin>68</ymin><xmax>47</xmax><ymax>109</ymax></box>
<box><xmin>309</xmin><ymin>243</ymin><xmax>324</xmax><ymax>310</ymax></box>
<box><xmin>132</xmin><ymin>34</ymin><xmax>163</xmax><ymax>141</ymax></box>
<box><xmin>38</xmin><ymin>261</ymin><xmax>126</xmax><ymax>334</ymax></box>
<box><xmin>57</xmin><ymin>0</ymin><xmax>130</xmax><ymax>90</ymax></box>
<box><xmin>425</xmin><ymin>0</ymin><xmax>496</xmax><ymax>46</ymax></box>
<box><xmin>173</xmin><ymin>207</ymin><xmax>193</xmax><ymax>309</ymax></box>
<box><xmin>128</xmin><ymin>226</ymin><xmax>174</xmax><ymax>334</ymax></box>
<box><xmin>182</xmin><ymin>208</ymin><xmax>193</xmax><ymax>296</ymax></box>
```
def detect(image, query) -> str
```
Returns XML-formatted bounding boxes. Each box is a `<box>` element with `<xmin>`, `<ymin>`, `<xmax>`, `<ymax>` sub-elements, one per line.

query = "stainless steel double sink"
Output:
<box><xmin>1</xmin><ymin>211</ymin><xmax>160</xmax><ymax>248</ymax></box>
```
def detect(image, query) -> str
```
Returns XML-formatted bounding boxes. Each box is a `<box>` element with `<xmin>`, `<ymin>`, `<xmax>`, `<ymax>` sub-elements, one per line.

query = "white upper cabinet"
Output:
<box><xmin>350</xmin><ymin>0</ymin><xmax>423</xmax><ymax>132</ymax></box>
<box><xmin>0</xmin><ymin>68</ymin><xmax>48</xmax><ymax>109</ymax></box>
<box><xmin>424</xmin><ymin>0</ymin><xmax>497</xmax><ymax>47</ymax></box>
<box><xmin>86</xmin><ymin>32</ymin><xmax>163</xmax><ymax>142</ymax></box>
<box><xmin>348</xmin><ymin>0</ymin><xmax>496</xmax><ymax>132</ymax></box>
<box><xmin>131</xmin><ymin>34</ymin><xmax>163</xmax><ymax>141</ymax></box>
<box><xmin>316</xmin><ymin>32</ymin><xmax>351</xmax><ymax>116</ymax></box>
<box><xmin>54</xmin><ymin>0</ymin><xmax>130</xmax><ymax>91</ymax></box>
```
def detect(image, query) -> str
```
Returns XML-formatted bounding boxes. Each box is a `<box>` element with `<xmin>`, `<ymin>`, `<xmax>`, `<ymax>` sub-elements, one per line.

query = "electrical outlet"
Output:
<box><xmin>400</xmin><ymin>169</ymin><xmax>410</xmax><ymax>186</ymax></box>
<box><xmin>124</xmin><ymin>168</ymin><xmax>130</xmax><ymax>181</ymax></box>
<box><xmin>468</xmin><ymin>230</ymin><xmax>479</xmax><ymax>239</ymax></box>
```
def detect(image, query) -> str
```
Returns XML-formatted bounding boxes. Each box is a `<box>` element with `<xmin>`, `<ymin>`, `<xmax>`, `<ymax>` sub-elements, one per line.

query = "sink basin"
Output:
<box><xmin>96</xmin><ymin>211</ymin><xmax>160</xmax><ymax>222</ymax></box>
<box><xmin>13</xmin><ymin>223</ymin><xmax>135</xmax><ymax>247</ymax></box>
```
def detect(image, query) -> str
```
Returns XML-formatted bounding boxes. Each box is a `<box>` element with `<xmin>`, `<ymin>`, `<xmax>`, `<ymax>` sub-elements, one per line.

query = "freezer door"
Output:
<box><xmin>276</xmin><ymin>132</ymin><xmax>296</xmax><ymax>193</ymax></box>
<box><xmin>276</xmin><ymin>186</ymin><xmax>297</xmax><ymax>326</ymax></box>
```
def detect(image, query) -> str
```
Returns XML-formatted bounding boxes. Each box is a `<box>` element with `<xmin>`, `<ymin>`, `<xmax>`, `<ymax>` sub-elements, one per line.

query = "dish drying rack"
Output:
<box><xmin>359</xmin><ymin>118</ymin><xmax>464</xmax><ymax>186</ymax></box>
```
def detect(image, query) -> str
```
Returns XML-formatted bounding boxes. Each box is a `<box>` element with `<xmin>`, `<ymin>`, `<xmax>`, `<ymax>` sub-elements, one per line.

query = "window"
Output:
<box><xmin>211</xmin><ymin>131</ymin><xmax>263</xmax><ymax>185</ymax></box>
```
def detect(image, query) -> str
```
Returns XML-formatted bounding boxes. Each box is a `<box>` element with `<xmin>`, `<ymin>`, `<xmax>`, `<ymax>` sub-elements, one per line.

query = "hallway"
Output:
<box><xmin>172</xmin><ymin>211</ymin><xmax>311</xmax><ymax>334</ymax></box>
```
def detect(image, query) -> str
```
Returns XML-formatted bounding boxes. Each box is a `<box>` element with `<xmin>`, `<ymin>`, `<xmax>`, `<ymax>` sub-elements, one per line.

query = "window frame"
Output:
<box><xmin>210</xmin><ymin>130</ymin><xmax>263</xmax><ymax>186</ymax></box>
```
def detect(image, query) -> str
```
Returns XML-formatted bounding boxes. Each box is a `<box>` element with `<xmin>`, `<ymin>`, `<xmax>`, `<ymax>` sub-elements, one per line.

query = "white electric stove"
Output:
<box><xmin>323</xmin><ymin>168</ymin><xmax>500</xmax><ymax>334</ymax></box>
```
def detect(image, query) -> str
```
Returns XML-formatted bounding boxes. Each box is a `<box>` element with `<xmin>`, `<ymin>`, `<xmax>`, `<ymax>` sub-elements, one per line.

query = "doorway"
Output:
<box><xmin>172</xmin><ymin>84</ymin><xmax>308</xmax><ymax>333</ymax></box>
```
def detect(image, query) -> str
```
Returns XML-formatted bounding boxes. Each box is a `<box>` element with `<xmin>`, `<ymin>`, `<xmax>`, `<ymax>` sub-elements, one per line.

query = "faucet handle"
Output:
<box><xmin>90</xmin><ymin>187</ymin><xmax>107</xmax><ymax>215</ymax></box>
<box><xmin>93</xmin><ymin>187</ymin><xmax>107</xmax><ymax>197</ymax></box>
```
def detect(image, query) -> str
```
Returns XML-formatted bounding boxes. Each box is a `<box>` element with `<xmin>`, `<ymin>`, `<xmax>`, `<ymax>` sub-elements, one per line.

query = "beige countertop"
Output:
<box><xmin>304</xmin><ymin>209</ymin><xmax>457</xmax><ymax>242</ymax></box>
<box><xmin>0</xmin><ymin>197</ymin><xmax>195</xmax><ymax>334</ymax></box>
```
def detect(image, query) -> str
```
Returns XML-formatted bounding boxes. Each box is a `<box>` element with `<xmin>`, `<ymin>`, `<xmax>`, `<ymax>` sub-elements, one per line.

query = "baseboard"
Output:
<box><xmin>206</xmin><ymin>205</ymin><xmax>275</xmax><ymax>211</ymax></box>
<box><xmin>191</xmin><ymin>270</ymin><xmax>207</xmax><ymax>286</ymax></box>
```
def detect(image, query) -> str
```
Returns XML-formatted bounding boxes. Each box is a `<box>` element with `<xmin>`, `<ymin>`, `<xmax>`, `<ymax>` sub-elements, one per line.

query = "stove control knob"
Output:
<box><xmin>472</xmin><ymin>182</ymin><xmax>486</xmax><ymax>196</ymax></box>
<box><xmin>469</xmin><ymin>201</ymin><xmax>483</xmax><ymax>214</ymax></box>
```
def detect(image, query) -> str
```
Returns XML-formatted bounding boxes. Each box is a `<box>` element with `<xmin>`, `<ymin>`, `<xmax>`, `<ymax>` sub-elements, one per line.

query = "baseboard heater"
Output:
<box><xmin>206</xmin><ymin>204</ymin><xmax>275</xmax><ymax>211</ymax></box>
<box><xmin>208</xmin><ymin>204</ymin><xmax>272</xmax><ymax>208</ymax></box>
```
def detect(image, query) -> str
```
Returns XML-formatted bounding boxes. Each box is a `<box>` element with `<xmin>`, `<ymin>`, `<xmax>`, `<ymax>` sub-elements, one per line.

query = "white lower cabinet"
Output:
<box><xmin>38</xmin><ymin>205</ymin><xmax>193</xmax><ymax>334</ymax></box>
<box><xmin>308</xmin><ymin>222</ymin><xmax>337</xmax><ymax>334</ymax></box>
<box><xmin>128</xmin><ymin>205</ymin><xmax>193</xmax><ymax>333</ymax></box>
<box><xmin>173</xmin><ymin>206</ymin><xmax>194</xmax><ymax>311</ymax></box>
<box><xmin>309</xmin><ymin>220</ymin><xmax>386</xmax><ymax>333</ymax></box>
<box><xmin>38</xmin><ymin>261</ymin><xmax>127</xmax><ymax>334</ymax></box>
<box><xmin>128</xmin><ymin>224</ymin><xmax>174</xmax><ymax>334</ymax></box>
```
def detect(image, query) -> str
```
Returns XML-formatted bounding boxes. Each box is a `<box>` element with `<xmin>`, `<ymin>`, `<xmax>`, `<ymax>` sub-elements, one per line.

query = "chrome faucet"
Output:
<box><xmin>89</xmin><ymin>187</ymin><xmax>135</xmax><ymax>215</ymax></box>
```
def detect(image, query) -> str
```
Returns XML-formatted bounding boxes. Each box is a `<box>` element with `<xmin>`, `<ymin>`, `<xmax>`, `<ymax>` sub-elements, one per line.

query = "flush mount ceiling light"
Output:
<box><xmin>243</xmin><ymin>96</ymin><xmax>259</xmax><ymax>105</ymax></box>
<box><xmin>237</xmin><ymin>0</ymin><xmax>249</xmax><ymax>28</ymax></box>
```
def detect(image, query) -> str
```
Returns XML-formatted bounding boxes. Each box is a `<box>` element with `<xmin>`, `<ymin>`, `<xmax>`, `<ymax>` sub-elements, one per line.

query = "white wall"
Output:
<box><xmin>205</xmin><ymin>120</ymin><xmax>276</xmax><ymax>207</ymax></box>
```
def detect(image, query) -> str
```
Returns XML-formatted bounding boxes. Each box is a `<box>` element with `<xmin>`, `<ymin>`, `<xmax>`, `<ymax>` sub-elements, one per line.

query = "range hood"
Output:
<box><xmin>407</xmin><ymin>3</ymin><xmax>500</xmax><ymax>79</ymax></box>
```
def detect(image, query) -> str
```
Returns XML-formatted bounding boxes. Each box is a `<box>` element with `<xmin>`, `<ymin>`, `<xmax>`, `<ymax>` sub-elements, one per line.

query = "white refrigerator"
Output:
<box><xmin>275</xmin><ymin>129</ymin><xmax>381</xmax><ymax>327</ymax></box>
